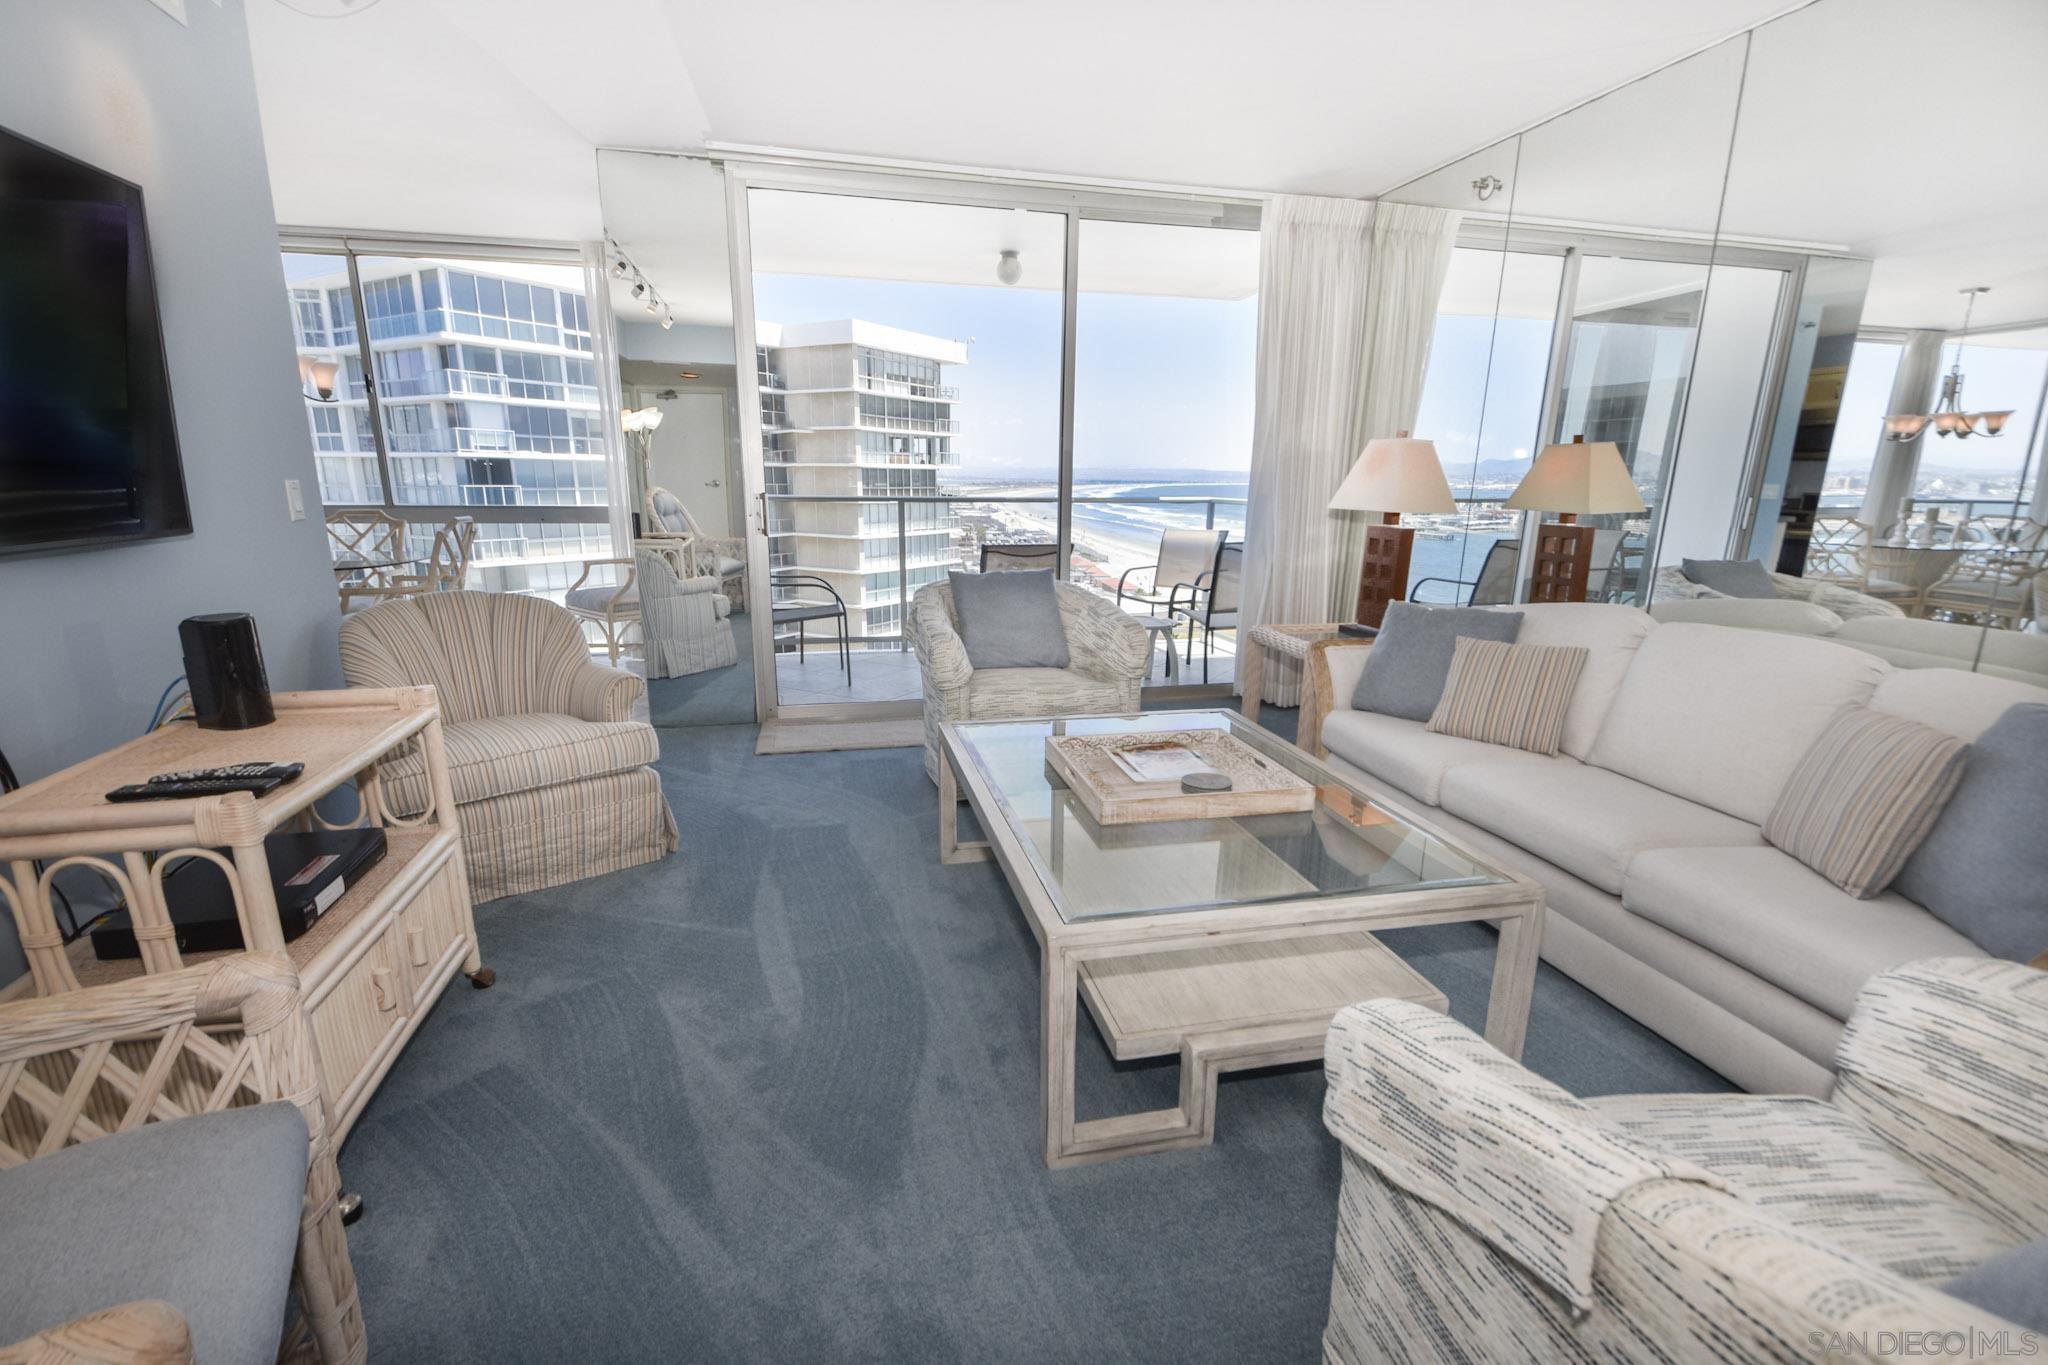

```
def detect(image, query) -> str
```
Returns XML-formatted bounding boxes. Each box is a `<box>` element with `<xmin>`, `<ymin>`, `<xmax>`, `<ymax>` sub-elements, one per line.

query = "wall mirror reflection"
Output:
<box><xmin>596</xmin><ymin>149</ymin><xmax>759</xmax><ymax>725</ymax></box>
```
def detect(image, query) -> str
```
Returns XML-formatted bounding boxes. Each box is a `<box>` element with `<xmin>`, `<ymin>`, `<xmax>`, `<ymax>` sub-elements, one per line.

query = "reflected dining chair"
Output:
<box><xmin>336</xmin><ymin>516</ymin><xmax>475</xmax><ymax>613</ymax></box>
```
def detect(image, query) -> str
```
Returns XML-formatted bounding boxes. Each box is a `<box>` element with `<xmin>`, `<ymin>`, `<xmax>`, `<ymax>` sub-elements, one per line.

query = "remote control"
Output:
<box><xmin>147</xmin><ymin>762</ymin><xmax>304</xmax><ymax>786</ymax></box>
<box><xmin>106</xmin><ymin>774</ymin><xmax>291</xmax><ymax>802</ymax></box>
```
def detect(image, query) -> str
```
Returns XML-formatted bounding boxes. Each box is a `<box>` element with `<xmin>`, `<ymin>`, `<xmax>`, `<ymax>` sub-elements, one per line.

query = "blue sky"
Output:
<box><xmin>753</xmin><ymin>273</ymin><xmax>1256</xmax><ymax>480</ymax></box>
<box><xmin>1410</xmin><ymin>313</ymin><xmax>1555</xmax><ymax>487</ymax></box>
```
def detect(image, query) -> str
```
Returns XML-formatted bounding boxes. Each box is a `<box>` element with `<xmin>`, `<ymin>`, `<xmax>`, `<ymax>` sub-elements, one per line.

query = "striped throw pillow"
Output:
<box><xmin>1426</xmin><ymin>638</ymin><xmax>1589</xmax><ymax>755</ymax></box>
<box><xmin>1763</xmin><ymin>705</ymin><xmax>1969</xmax><ymax>899</ymax></box>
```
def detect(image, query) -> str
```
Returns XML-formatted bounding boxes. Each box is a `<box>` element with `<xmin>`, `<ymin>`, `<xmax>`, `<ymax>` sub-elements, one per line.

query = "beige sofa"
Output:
<box><xmin>1651</xmin><ymin>594</ymin><xmax>2048</xmax><ymax>689</ymax></box>
<box><xmin>1309</xmin><ymin>604</ymin><xmax>2047</xmax><ymax>1096</ymax></box>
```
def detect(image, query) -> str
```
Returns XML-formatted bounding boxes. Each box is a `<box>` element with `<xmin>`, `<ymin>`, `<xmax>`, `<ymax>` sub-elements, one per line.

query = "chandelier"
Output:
<box><xmin>1883</xmin><ymin>287</ymin><xmax>2014</xmax><ymax>441</ymax></box>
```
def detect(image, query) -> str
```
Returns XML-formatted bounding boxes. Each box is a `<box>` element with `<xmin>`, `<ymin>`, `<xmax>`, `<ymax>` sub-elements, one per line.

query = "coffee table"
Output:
<box><xmin>937</xmin><ymin>710</ymin><xmax>1543</xmax><ymax>1168</ymax></box>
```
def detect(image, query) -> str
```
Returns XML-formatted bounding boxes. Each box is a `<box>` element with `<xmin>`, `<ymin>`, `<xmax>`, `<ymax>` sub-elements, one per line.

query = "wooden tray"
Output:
<box><xmin>1044</xmin><ymin>729</ymin><xmax>1316</xmax><ymax>825</ymax></box>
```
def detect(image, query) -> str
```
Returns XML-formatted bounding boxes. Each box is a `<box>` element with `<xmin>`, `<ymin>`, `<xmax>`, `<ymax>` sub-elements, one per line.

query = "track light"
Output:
<box><xmin>659</xmin><ymin>310</ymin><xmax>675</xmax><ymax>330</ymax></box>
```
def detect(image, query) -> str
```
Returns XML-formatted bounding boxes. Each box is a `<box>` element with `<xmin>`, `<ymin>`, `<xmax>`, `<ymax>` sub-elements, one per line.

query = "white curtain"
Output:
<box><xmin>1239</xmin><ymin>195</ymin><xmax>1377</xmax><ymax>705</ymax></box>
<box><xmin>1329</xmin><ymin>204</ymin><xmax>1463</xmax><ymax>619</ymax></box>
<box><xmin>1859</xmin><ymin>329</ymin><xmax>1943</xmax><ymax>537</ymax></box>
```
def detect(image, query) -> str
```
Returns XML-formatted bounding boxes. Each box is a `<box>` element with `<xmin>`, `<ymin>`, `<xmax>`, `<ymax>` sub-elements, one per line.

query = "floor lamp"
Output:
<box><xmin>1503</xmin><ymin>435</ymin><xmax>1647</xmax><ymax>602</ymax></box>
<box><xmin>1329</xmin><ymin>433</ymin><xmax>1458</xmax><ymax>628</ymax></box>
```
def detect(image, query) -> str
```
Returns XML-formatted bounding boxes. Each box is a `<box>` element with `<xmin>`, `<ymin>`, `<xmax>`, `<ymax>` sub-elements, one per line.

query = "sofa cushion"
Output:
<box><xmin>0</xmin><ymin>1103</ymin><xmax>308</xmax><ymax>1364</ymax></box>
<box><xmin>966</xmin><ymin>666</ymin><xmax>1126</xmax><ymax>719</ymax></box>
<box><xmin>1867</xmin><ymin>661</ymin><xmax>2048</xmax><ymax>739</ymax></box>
<box><xmin>1680</xmin><ymin>557</ymin><xmax>1776</xmax><ymax>598</ymax></box>
<box><xmin>1892</xmin><ymin>703</ymin><xmax>2048</xmax><ymax>962</ymax></box>
<box><xmin>1842</xmin><ymin>618</ymin><xmax>2048</xmax><ymax>691</ymax></box>
<box><xmin>1486</xmin><ymin>602</ymin><xmax>1656</xmax><ymax>761</ymax></box>
<box><xmin>1762</xmin><ymin>705</ymin><xmax>1969</xmax><ymax>899</ymax></box>
<box><xmin>1428</xmin><ymin>638</ymin><xmax>1588</xmax><ymax>755</ymax></box>
<box><xmin>564</xmin><ymin>582</ymin><xmax>637</xmax><ymax>611</ymax></box>
<box><xmin>1621</xmin><ymin>846</ymin><xmax>1981</xmax><ymax>1020</ymax></box>
<box><xmin>1437</xmin><ymin>760</ymin><xmax>1762</xmax><ymax>895</ymax></box>
<box><xmin>1319</xmin><ymin>709</ymin><xmax>1561</xmax><ymax>806</ymax></box>
<box><xmin>1587</xmin><ymin>623</ymin><xmax>1886</xmax><ymax>824</ymax></box>
<box><xmin>1588</xmin><ymin>1093</ymin><xmax>2015</xmax><ymax>1283</ymax></box>
<box><xmin>1946</xmin><ymin>1239</ymin><xmax>2048</xmax><ymax>1333</ymax></box>
<box><xmin>947</xmin><ymin>569</ymin><xmax>1070</xmax><ymax>670</ymax></box>
<box><xmin>1648</xmin><ymin>597</ymin><xmax>1847</xmax><ymax>636</ymax></box>
<box><xmin>1353</xmin><ymin>601</ymin><xmax>1522</xmax><ymax>721</ymax></box>
<box><xmin>382</xmin><ymin>712</ymin><xmax>660</xmax><ymax>816</ymax></box>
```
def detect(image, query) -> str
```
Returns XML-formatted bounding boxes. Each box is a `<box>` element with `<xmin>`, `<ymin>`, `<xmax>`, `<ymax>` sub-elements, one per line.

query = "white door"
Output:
<box><xmin>640</xmin><ymin>389</ymin><xmax>731</xmax><ymax>538</ymax></box>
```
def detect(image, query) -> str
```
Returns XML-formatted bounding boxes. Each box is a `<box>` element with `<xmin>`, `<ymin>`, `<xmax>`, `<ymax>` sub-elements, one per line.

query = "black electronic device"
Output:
<box><xmin>180</xmin><ymin>614</ymin><xmax>274</xmax><ymax>730</ymax></box>
<box><xmin>0</xmin><ymin>123</ymin><xmax>190</xmax><ymax>556</ymax></box>
<box><xmin>90</xmin><ymin>828</ymin><xmax>386</xmax><ymax>961</ymax></box>
<box><xmin>1337</xmin><ymin>623</ymin><xmax>1381</xmax><ymax>639</ymax></box>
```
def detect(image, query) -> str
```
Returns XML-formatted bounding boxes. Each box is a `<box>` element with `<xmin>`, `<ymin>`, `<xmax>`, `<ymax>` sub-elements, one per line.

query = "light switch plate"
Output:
<box><xmin>285</xmin><ymin>479</ymin><xmax>306</xmax><ymax>521</ymax></box>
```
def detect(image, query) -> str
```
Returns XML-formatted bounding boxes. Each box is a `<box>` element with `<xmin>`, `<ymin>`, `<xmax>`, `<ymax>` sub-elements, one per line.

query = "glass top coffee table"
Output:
<box><xmin>937</xmin><ymin>710</ymin><xmax>1544</xmax><ymax>1168</ymax></box>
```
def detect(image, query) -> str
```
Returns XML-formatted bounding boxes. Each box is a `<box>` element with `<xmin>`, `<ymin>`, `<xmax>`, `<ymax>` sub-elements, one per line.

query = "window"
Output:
<box><xmin>280</xmin><ymin>249</ymin><xmax>616</xmax><ymax>603</ymax></box>
<box><xmin>1909</xmin><ymin>336</ymin><xmax>2047</xmax><ymax>521</ymax></box>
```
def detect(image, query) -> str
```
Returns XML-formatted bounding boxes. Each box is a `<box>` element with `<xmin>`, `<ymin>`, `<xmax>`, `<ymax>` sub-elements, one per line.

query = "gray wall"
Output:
<box><xmin>0</xmin><ymin>0</ymin><xmax>340</xmax><ymax>985</ymax></box>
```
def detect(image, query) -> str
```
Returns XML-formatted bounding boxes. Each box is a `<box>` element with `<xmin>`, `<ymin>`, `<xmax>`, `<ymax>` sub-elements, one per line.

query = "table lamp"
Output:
<box><xmin>1503</xmin><ymin>435</ymin><xmax>1647</xmax><ymax>602</ymax></box>
<box><xmin>1329</xmin><ymin>432</ymin><xmax>1457</xmax><ymax>628</ymax></box>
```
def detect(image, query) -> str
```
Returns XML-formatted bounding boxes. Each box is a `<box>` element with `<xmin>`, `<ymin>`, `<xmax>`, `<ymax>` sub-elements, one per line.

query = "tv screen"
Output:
<box><xmin>0</xmin><ymin>124</ymin><xmax>190</xmax><ymax>556</ymax></box>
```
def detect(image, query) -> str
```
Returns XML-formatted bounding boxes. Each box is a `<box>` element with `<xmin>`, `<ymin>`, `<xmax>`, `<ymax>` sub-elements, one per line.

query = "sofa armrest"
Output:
<box><xmin>907</xmin><ymin>591</ymin><xmax>975</xmax><ymax>694</ymax></box>
<box><xmin>0</xmin><ymin>1301</ymin><xmax>192</xmax><ymax>1365</ymax></box>
<box><xmin>1832</xmin><ymin>956</ymin><xmax>2048</xmax><ymax>1239</ymax></box>
<box><xmin>1058</xmin><ymin>588</ymin><xmax>1151</xmax><ymax>684</ymax></box>
<box><xmin>1647</xmin><ymin>597</ymin><xmax>1845</xmax><ymax>635</ymax></box>
<box><xmin>565</xmin><ymin>660</ymin><xmax>645</xmax><ymax>723</ymax></box>
<box><xmin>1302</xmin><ymin>639</ymin><xmax>1374</xmax><ymax>758</ymax></box>
<box><xmin>1324</xmin><ymin>999</ymin><xmax>1726</xmax><ymax>1313</ymax></box>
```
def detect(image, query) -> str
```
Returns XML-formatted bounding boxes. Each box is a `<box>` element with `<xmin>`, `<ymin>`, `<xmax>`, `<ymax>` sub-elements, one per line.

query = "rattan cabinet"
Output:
<box><xmin>0</xmin><ymin>686</ymin><xmax>490</xmax><ymax>1145</ymax></box>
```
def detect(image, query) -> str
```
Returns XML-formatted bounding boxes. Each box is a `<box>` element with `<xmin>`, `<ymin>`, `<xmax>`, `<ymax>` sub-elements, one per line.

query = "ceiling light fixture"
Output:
<box><xmin>1882</xmin><ymin>287</ymin><xmax>2015</xmax><ymax>441</ymax></box>
<box><xmin>659</xmin><ymin>310</ymin><xmax>675</xmax><ymax>331</ymax></box>
<box><xmin>1472</xmin><ymin>175</ymin><xmax>1505</xmax><ymax>202</ymax></box>
<box><xmin>297</xmin><ymin>354</ymin><xmax>339</xmax><ymax>403</ymax></box>
<box><xmin>996</xmin><ymin>250</ymin><xmax>1022</xmax><ymax>287</ymax></box>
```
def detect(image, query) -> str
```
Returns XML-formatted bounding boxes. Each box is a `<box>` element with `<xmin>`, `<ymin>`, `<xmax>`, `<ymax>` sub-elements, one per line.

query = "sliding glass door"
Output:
<box><xmin>734</xmin><ymin>177</ymin><xmax>1259</xmax><ymax>718</ymax></box>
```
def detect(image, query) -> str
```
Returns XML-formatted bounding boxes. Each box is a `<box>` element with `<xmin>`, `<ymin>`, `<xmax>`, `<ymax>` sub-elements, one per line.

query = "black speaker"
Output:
<box><xmin>179</xmin><ymin>614</ymin><xmax>274</xmax><ymax>730</ymax></box>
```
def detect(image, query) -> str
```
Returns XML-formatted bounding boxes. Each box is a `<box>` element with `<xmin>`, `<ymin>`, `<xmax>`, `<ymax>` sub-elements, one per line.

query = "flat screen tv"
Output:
<box><xmin>0</xmin><ymin>124</ymin><xmax>190</xmax><ymax>556</ymax></box>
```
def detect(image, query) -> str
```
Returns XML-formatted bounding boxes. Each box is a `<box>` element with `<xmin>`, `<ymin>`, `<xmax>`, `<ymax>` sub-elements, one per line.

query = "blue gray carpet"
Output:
<box><xmin>336</xmin><ymin>704</ymin><xmax>1730</xmax><ymax>1362</ymax></box>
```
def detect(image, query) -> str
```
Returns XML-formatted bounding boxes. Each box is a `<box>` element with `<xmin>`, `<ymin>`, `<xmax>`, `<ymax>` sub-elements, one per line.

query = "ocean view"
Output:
<box><xmin>943</xmin><ymin>476</ymin><xmax>1503</xmax><ymax>604</ymax></box>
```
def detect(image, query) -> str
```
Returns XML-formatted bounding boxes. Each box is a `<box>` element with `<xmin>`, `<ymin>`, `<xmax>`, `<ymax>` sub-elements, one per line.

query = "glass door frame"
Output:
<box><xmin>720</xmin><ymin>162</ymin><xmax>1260</xmax><ymax>723</ymax></box>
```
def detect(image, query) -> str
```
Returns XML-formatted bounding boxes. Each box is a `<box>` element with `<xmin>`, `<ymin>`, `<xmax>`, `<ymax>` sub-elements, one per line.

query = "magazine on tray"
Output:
<box><xmin>1108</xmin><ymin>741</ymin><xmax>1218</xmax><ymax>785</ymax></box>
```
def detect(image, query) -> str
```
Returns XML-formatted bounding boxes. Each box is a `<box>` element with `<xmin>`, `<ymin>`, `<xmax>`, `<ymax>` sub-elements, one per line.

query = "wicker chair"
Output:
<box><xmin>1320</xmin><ymin>956</ymin><xmax>2043</xmax><ymax>1365</ymax></box>
<box><xmin>905</xmin><ymin>579</ymin><xmax>1152</xmax><ymax>783</ymax></box>
<box><xmin>0</xmin><ymin>954</ymin><xmax>365</xmax><ymax>1363</ymax></box>
<box><xmin>643</xmin><ymin>485</ymin><xmax>745</xmax><ymax>609</ymax></box>
<box><xmin>339</xmin><ymin>591</ymin><xmax>678</xmax><ymax>900</ymax></box>
<box><xmin>336</xmin><ymin>516</ymin><xmax>476</xmax><ymax>614</ymax></box>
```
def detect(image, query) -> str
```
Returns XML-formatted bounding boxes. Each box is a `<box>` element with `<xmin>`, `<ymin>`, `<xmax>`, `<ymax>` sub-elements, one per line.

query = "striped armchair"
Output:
<box><xmin>340</xmin><ymin>591</ymin><xmax>678</xmax><ymax>900</ymax></box>
<box><xmin>906</xmin><ymin>579</ymin><xmax>1151</xmax><ymax>783</ymax></box>
<box><xmin>1320</xmin><ymin>956</ymin><xmax>2046</xmax><ymax>1364</ymax></box>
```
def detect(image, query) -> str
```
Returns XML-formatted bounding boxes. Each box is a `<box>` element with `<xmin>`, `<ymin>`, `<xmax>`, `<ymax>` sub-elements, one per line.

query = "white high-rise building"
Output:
<box><xmin>757</xmin><ymin>320</ymin><xmax>968</xmax><ymax>646</ymax></box>
<box><xmin>289</xmin><ymin>258</ymin><xmax>611</xmax><ymax>597</ymax></box>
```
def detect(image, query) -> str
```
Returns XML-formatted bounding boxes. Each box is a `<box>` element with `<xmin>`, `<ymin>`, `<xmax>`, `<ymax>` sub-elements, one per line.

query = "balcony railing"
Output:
<box><xmin>855</xmin><ymin>376</ymin><xmax>959</xmax><ymax>400</ymax></box>
<box><xmin>458</xmin><ymin>483</ymin><xmax>607</xmax><ymax>507</ymax></box>
<box><xmin>856</xmin><ymin>414</ymin><xmax>961</xmax><ymax>435</ymax></box>
<box><xmin>762</xmin><ymin>491</ymin><xmax>1249</xmax><ymax>658</ymax></box>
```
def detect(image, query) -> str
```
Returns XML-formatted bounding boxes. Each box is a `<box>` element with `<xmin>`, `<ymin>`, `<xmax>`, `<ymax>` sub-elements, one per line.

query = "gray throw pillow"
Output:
<box><xmin>1681</xmin><ymin>558</ymin><xmax>1777</xmax><ymax>598</ymax></box>
<box><xmin>1944</xmin><ymin>1239</ymin><xmax>2048</xmax><ymax>1332</ymax></box>
<box><xmin>1353</xmin><ymin>601</ymin><xmax>1523</xmax><ymax>722</ymax></box>
<box><xmin>947</xmin><ymin>570</ymin><xmax>1071</xmax><ymax>670</ymax></box>
<box><xmin>1892</xmin><ymin>703</ymin><xmax>2048</xmax><ymax>961</ymax></box>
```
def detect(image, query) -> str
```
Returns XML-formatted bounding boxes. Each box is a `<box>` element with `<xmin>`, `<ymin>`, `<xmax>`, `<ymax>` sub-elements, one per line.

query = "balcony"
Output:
<box><xmin>855</xmin><ymin>375</ymin><xmax>959</xmax><ymax>401</ymax></box>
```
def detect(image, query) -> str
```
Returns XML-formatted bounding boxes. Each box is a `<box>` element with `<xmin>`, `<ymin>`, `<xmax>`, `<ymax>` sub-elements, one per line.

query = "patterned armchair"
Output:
<box><xmin>1320</xmin><ymin>957</ymin><xmax>2045</xmax><ymax>1364</ymax></box>
<box><xmin>340</xmin><ymin>591</ymin><xmax>678</xmax><ymax>900</ymax></box>
<box><xmin>906</xmin><ymin>579</ymin><xmax>1152</xmax><ymax>783</ymax></box>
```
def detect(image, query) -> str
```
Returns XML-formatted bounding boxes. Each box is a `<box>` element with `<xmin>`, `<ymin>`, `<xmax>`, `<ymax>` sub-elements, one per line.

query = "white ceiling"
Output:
<box><xmin>246</xmin><ymin>0</ymin><xmax>2048</xmax><ymax>335</ymax></box>
<box><xmin>248</xmin><ymin>0</ymin><xmax>1797</xmax><ymax>234</ymax></box>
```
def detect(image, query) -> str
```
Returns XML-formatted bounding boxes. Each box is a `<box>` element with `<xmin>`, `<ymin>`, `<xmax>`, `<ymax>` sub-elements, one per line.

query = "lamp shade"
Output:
<box><xmin>1328</xmin><ymin>437</ymin><xmax>1457</xmax><ymax>515</ymax></box>
<box><xmin>1504</xmin><ymin>436</ymin><xmax>1647</xmax><ymax>515</ymax></box>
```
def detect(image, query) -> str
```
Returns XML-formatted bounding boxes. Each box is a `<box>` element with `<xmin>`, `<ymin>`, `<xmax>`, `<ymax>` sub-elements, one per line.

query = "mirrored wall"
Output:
<box><xmin>1377</xmin><ymin>0</ymin><xmax>2047</xmax><ymax>681</ymax></box>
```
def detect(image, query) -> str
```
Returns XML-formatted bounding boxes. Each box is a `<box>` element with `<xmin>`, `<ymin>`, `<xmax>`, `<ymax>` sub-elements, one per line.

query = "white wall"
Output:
<box><xmin>618</xmin><ymin>321</ymin><xmax>738</xmax><ymax>367</ymax></box>
<box><xmin>0</xmin><ymin>0</ymin><xmax>340</xmax><ymax>984</ymax></box>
